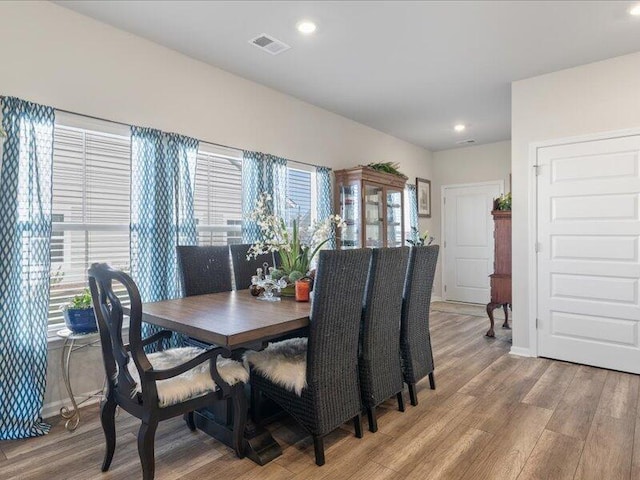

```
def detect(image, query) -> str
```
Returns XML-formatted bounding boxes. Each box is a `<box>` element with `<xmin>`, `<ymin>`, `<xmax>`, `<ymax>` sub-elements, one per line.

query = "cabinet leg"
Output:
<box><xmin>502</xmin><ymin>303</ymin><xmax>510</xmax><ymax>329</ymax></box>
<box><xmin>486</xmin><ymin>303</ymin><xmax>497</xmax><ymax>337</ymax></box>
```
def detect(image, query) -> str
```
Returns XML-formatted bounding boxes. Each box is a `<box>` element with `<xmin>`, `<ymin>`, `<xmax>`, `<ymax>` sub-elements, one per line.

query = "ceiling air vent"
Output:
<box><xmin>456</xmin><ymin>139</ymin><xmax>476</xmax><ymax>145</ymax></box>
<box><xmin>249</xmin><ymin>34</ymin><xmax>291</xmax><ymax>55</ymax></box>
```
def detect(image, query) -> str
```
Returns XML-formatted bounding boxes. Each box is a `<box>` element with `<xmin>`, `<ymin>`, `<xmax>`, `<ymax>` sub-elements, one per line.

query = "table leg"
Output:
<box><xmin>60</xmin><ymin>339</ymin><xmax>81</xmax><ymax>432</ymax></box>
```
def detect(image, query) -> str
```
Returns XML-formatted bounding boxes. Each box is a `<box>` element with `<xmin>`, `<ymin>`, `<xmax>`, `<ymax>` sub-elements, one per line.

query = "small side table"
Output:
<box><xmin>56</xmin><ymin>328</ymin><xmax>103</xmax><ymax>432</ymax></box>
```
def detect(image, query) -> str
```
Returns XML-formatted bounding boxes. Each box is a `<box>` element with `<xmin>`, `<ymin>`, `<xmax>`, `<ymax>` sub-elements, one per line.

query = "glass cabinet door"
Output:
<box><xmin>364</xmin><ymin>184</ymin><xmax>384</xmax><ymax>248</ymax></box>
<box><xmin>386</xmin><ymin>188</ymin><xmax>403</xmax><ymax>247</ymax></box>
<box><xmin>339</xmin><ymin>182</ymin><xmax>360</xmax><ymax>249</ymax></box>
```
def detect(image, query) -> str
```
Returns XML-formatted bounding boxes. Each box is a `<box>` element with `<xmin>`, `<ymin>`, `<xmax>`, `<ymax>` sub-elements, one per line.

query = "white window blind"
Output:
<box><xmin>286</xmin><ymin>167</ymin><xmax>314</xmax><ymax>229</ymax></box>
<box><xmin>194</xmin><ymin>145</ymin><xmax>243</xmax><ymax>246</ymax></box>
<box><xmin>49</xmin><ymin>121</ymin><xmax>131</xmax><ymax>328</ymax></box>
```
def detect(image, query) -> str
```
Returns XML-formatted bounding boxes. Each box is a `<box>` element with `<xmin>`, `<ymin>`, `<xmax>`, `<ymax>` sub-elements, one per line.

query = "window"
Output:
<box><xmin>194</xmin><ymin>144</ymin><xmax>243</xmax><ymax>246</ymax></box>
<box><xmin>49</xmin><ymin>114</ymin><xmax>131</xmax><ymax>329</ymax></box>
<box><xmin>286</xmin><ymin>163</ymin><xmax>316</xmax><ymax>229</ymax></box>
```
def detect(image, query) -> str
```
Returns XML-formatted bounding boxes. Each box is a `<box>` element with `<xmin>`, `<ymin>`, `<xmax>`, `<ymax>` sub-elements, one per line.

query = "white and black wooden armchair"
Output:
<box><xmin>88</xmin><ymin>263</ymin><xmax>249</xmax><ymax>480</ymax></box>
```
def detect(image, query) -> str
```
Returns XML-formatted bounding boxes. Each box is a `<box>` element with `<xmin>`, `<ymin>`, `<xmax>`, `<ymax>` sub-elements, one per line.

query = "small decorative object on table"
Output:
<box><xmin>295</xmin><ymin>277</ymin><xmax>311</xmax><ymax>302</ymax></box>
<box><xmin>406</xmin><ymin>227</ymin><xmax>434</xmax><ymax>247</ymax></box>
<box><xmin>247</xmin><ymin>193</ymin><xmax>345</xmax><ymax>296</ymax></box>
<box><xmin>251</xmin><ymin>262</ymin><xmax>288</xmax><ymax>302</ymax></box>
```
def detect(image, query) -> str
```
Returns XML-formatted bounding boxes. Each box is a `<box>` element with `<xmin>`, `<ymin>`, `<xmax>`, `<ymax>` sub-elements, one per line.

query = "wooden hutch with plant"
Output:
<box><xmin>486</xmin><ymin>192</ymin><xmax>512</xmax><ymax>337</ymax></box>
<box><xmin>334</xmin><ymin>163</ymin><xmax>407</xmax><ymax>249</ymax></box>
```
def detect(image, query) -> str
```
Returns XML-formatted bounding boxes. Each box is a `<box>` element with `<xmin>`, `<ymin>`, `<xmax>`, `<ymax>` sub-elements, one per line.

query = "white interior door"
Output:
<box><xmin>443</xmin><ymin>182</ymin><xmax>502</xmax><ymax>303</ymax></box>
<box><xmin>537</xmin><ymin>135</ymin><xmax>640</xmax><ymax>373</ymax></box>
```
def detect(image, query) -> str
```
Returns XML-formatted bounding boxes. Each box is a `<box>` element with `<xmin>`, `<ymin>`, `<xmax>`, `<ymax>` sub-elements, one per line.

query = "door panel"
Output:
<box><xmin>443</xmin><ymin>183</ymin><xmax>502</xmax><ymax>303</ymax></box>
<box><xmin>537</xmin><ymin>135</ymin><xmax>640</xmax><ymax>373</ymax></box>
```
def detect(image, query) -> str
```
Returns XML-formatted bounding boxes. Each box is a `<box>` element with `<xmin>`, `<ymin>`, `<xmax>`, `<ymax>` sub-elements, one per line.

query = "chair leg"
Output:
<box><xmin>366</xmin><ymin>407</ymin><xmax>378</xmax><ymax>433</ymax></box>
<box><xmin>231</xmin><ymin>385</ymin><xmax>248</xmax><ymax>459</ymax></box>
<box><xmin>397</xmin><ymin>392</ymin><xmax>405</xmax><ymax>412</ymax></box>
<box><xmin>100</xmin><ymin>396</ymin><xmax>117</xmax><ymax>472</ymax></box>
<box><xmin>429</xmin><ymin>372</ymin><xmax>436</xmax><ymax>390</ymax></box>
<box><xmin>313</xmin><ymin>435</ymin><xmax>325</xmax><ymax>466</ymax></box>
<box><xmin>137</xmin><ymin>417</ymin><xmax>158</xmax><ymax>480</ymax></box>
<box><xmin>184</xmin><ymin>412</ymin><xmax>196</xmax><ymax>431</ymax></box>
<box><xmin>408</xmin><ymin>383</ymin><xmax>418</xmax><ymax>406</ymax></box>
<box><xmin>353</xmin><ymin>413</ymin><xmax>363</xmax><ymax>438</ymax></box>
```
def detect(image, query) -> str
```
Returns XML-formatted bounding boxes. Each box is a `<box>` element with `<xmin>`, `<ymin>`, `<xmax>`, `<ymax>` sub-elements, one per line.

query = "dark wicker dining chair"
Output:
<box><xmin>229</xmin><ymin>243</ymin><xmax>275</xmax><ymax>290</ymax></box>
<box><xmin>245</xmin><ymin>249</ymin><xmax>372</xmax><ymax>466</ymax></box>
<box><xmin>359</xmin><ymin>247</ymin><xmax>410</xmax><ymax>432</ymax></box>
<box><xmin>401</xmin><ymin>245</ymin><xmax>440</xmax><ymax>406</ymax></box>
<box><xmin>177</xmin><ymin>246</ymin><xmax>233</xmax><ymax>297</ymax></box>
<box><xmin>88</xmin><ymin>263</ymin><xmax>249</xmax><ymax>480</ymax></box>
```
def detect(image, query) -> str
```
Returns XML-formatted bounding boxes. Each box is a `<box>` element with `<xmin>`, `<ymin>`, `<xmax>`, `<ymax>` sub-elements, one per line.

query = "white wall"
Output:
<box><xmin>0</xmin><ymin>1</ymin><xmax>433</xmax><ymax>414</ymax></box>
<box><xmin>511</xmin><ymin>51</ymin><xmax>640</xmax><ymax>353</ymax></box>
<box><xmin>430</xmin><ymin>141</ymin><xmax>511</xmax><ymax>298</ymax></box>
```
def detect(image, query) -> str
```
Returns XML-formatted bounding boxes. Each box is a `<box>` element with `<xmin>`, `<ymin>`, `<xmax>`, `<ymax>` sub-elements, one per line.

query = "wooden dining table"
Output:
<box><xmin>131</xmin><ymin>289</ymin><xmax>311</xmax><ymax>465</ymax></box>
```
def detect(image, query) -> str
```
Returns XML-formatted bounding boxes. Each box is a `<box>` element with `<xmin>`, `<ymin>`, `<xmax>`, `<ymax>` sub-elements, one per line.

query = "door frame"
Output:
<box><xmin>440</xmin><ymin>180</ymin><xmax>505</xmax><ymax>303</ymax></box>
<box><xmin>526</xmin><ymin>127</ymin><xmax>640</xmax><ymax>359</ymax></box>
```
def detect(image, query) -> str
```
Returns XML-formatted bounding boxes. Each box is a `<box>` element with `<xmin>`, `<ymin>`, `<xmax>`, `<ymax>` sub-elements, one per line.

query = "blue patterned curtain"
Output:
<box><xmin>0</xmin><ymin>97</ymin><xmax>54</xmax><ymax>439</ymax></box>
<box><xmin>405</xmin><ymin>184</ymin><xmax>419</xmax><ymax>238</ymax></box>
<box><xmin>130</xmin><ymin>127</ymin><xmax>198</xmax><ymax>347</ymax></box>
<box><xmin>242</xmin><ymin>151</ymin><xmax>288</xmax><ymax>242</ymax></box>
<box><xmin>316</xmin><ymin>166</ymin><xmax>335</xmax><ymax>248</ymax></box>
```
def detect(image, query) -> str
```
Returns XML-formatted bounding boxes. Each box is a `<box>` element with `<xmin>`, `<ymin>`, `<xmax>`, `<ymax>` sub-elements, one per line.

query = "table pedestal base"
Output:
<box><xmin>194</xmin><ymin>405</ymin><xmax>282</xmax><ymax>465</ymax></box>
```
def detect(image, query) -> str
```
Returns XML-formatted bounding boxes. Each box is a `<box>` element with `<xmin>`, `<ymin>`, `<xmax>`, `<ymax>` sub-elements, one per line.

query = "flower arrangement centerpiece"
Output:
<box><xmin>247</xmin><ymin>193</ymin><xmax>345</xmax><ymax>295</ymax></box>
<box><xmin>406</xmin><ymin>227</ymin><xmax>434</xmax><ymax>247</ymax></box>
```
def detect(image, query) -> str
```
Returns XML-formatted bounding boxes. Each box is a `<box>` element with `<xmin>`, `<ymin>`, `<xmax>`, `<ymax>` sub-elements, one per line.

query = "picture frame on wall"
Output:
<box><xmin>416</xmin><ymin>178</ymin><xmax>431</xmax><ymax>218</ymax></box>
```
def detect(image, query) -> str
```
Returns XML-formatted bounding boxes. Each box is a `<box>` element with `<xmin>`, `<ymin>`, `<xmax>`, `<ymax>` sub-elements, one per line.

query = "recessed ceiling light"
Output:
<box><xmin>297</xmin><ymin>20</ymin><xmax>317</xmax><ymax>34</ymax></box>
<box><xmin>630</xmin><ymin>4</ymin><xmax>640</xmax><ymax>15</ymax></box>
<box><xmin>454</xmin><ymin>124</ymin><xmax>466</xmax><ymax>132</ymax></box>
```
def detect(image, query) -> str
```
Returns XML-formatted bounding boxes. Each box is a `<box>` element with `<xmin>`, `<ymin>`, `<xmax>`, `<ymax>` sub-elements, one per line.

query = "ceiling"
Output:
<box><xmin>57</xmin><ymin>1</ymin><xmax>640</xmax><ymax>151</ymax></box>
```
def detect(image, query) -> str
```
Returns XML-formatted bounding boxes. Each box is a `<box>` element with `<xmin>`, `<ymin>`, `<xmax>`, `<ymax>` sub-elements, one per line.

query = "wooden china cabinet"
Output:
<box><xmin>334</xmin><ymin>166</ymin><xmax>406</xmax><ymax>249</ymax></box>
<box><xmin>486</xmin><ymin>208</ymin><xmax>512</xmax><ymax>337</ymax></box>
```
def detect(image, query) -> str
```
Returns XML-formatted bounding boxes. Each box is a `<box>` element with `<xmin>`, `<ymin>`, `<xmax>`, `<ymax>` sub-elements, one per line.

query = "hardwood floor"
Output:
<box><xmin>1</xmin><ymin>305</ymin><xmax>638</xmax><ymax>479</ymax></box>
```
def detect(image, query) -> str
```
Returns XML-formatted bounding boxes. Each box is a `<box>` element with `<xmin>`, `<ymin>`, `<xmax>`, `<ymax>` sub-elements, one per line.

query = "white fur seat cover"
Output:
<box><xmin>127</xmin><ymin>347</ymin><xmax>249</xmax><ymax>408</ymax></box>
<box><xmin>244</xmin><ymin>337</ymin><xmax>308</xmax><ymax>396</ymax></box>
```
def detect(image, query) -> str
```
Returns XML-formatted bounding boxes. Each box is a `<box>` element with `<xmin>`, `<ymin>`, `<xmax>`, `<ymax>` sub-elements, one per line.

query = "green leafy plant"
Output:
<box><xmin>406</xmin><ymin>227</ymin><xmax>434</xmax><ymax>246</ymax></box>
<box><xmin>365</xmin><ymin>162</ymin><xmax>408</xmax><ymax>179</ymax></box>
<box><xmin>0</xmin><ymin>126</ymin><xmax>6</xmax><ymax>139</ymax></box>
<box><xmin>495</xmin><ymin>192</ymin><xmax>512</xmax><ymax>211</ymax></box>
<box><xmin>64</xmin><ymin>288</ymin><xmax>93</xmax><ymax>311</ymax></box>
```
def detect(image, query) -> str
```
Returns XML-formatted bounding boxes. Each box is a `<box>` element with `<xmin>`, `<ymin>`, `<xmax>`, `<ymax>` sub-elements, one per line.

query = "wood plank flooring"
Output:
<box><xmin>1</xmin><ymin>305</ymin><xmax>639</xmax><ymax>479</ymax></box>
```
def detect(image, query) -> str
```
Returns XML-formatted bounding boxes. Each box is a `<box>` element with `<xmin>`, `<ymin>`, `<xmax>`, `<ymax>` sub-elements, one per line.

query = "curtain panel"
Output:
<box><xmin>406</xmin><ymin>184</ymin><xmax>419</xmax><ymax>236</ymax></box>
<box><xmin>130</xmin><ymin>127</ymin><xmax>198</xmax><ymax>347</ymax></box>
<box><xmin>241</xmin><ymin>151</ymin><xmax>287</xmax><ymax>243</ymax></box>
<box><xmin>315</xmin><ymin>166</ymin><xmax>335</xmax><ymax>248</ymax></box>
<box><xmin>0</xmin><ymin>97</ymin><xmax>55</xmax><ymax>439</ymax></box>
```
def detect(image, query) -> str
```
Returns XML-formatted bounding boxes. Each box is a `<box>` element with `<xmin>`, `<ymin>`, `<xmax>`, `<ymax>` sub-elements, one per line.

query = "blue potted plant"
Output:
<box><xmin>62</xmin><ymin>289</ymin><xmax>97</xmax><ymax>334</ymax></box>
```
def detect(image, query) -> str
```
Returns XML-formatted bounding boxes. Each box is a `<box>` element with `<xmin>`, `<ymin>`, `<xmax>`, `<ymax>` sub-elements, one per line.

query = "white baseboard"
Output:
<box><xmin>42</xmin><ymin>391</ymin><xmax>102</xmax><ymax>420</ymax></box>
<box><xmin>510</xmin><ymin>346</ymin><xmax>535</xmax><ymax>358</ymax></box>
<box><xmin>431</xmin><ymin>296</ymin><xmax>443</xmax><ymax>303</ymax></box>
